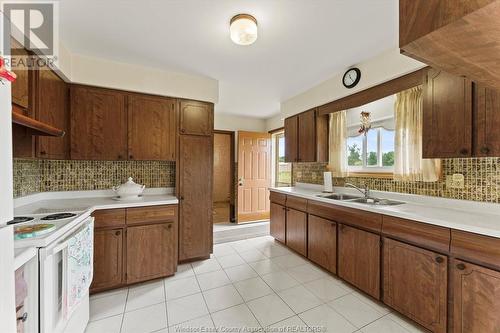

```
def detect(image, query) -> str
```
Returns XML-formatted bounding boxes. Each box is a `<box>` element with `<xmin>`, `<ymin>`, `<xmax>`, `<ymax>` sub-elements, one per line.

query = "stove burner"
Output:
<box><xmin>41</xmin><ymin>213</ymin><xmax>77</xmax><ymax>221</ymax></box>
<box><xmin>7</xmin><ymin>216</ymin><xmax>35</xmax><ymax>225</ymax></box>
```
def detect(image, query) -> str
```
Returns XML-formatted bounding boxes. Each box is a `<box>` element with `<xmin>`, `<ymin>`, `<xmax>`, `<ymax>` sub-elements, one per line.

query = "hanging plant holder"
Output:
<box><xmin>358</xmin><ymin>111</ymin><xmax>371</xmax><ymax>135</ymax></box>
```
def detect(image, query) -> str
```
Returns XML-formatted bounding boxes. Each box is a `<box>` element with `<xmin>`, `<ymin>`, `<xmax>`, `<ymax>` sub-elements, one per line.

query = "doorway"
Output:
<box><xmin>213</xmin><ymin>131</ymin><xmax>235</xmax><ymax>223</ymax></box>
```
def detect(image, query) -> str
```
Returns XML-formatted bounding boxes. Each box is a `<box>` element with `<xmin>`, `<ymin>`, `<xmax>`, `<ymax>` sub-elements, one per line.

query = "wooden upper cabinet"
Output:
<box><xmin>128</xmin><ymin>94</ymin><xmax>176</xmax><ymax>160</ymax></box>
<box><xmin>308</xmin><ymin>215</ymin><xmax>336</xmax><ymax>274</ymax></box>
<box><xmin>285</xmin><ymin>109</ymin><xmax>328</xmax><ymax>163</ymax></box>
<box><xmin>179</xmin><ymin>100</ymin><xmax>213</xmax><ymax>136</ymax></box>
<box><xmin>383</xmin><ymin>238</ymin><xmax>447</xmax><ymax>333</ymax></box>
<box><xmin>178</xmin><ymin>135</ymin><xmax>213</xmax><ymax>261</ymax></box>
<box><xmin>36</xmin><ymin>69</ymin><xmax>69</xmax><ymax>159</ymax></box>
<box><xmin>474</xmin><ymin>85</ymin><xmax>500</xmax><ymax>157</ymax></box>
<box><xmin>284</xmin><ymin>116</ymin><xmax>298</xmax><ymax>163</ymax></box>
<box><xmin>286</xmin><ymin>208</ymin><xmax>307</xmax><ymax>256</ymax></box>
<box><xmin>338</xmin><ymin>224</ymin><xmax>380</xmax><ymax>299</ymax></box>
<box><xmin>270</xmin><ymin>202</ymin><xmax>286</xmax><ymax>243</ymax></box>
<box><xmin>422</xmin><ymin>69</ymin><xmax>472</xmax><ymax>158</ymax></box>
<box><xmin>70</xmin><ymin>86</ymin><xmax>128</xmax><ymax>160</ymax></box>
<box><xmin>10</xmin><ymin>38</ymin><xmax>31</xmax><ymax>110</ymax></box>
<box><xmin>126</xmin><ymin>223</ymin><xmax>176</xmax><ymax>284</ymax></box>
<box><xmin>91</xmin><ymin>228</ymin><xmax>124</xmax><ymax>292</ymax></box>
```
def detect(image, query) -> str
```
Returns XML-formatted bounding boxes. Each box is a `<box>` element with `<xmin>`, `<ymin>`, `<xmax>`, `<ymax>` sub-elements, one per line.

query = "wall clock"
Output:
<box><xmin>343</xmin><ymin>67</ymin><xmax>361</xmax><ymax>89</ymax></box>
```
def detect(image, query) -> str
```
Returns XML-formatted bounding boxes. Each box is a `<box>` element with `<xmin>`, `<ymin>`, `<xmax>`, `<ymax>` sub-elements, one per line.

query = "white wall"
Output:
<box><xmin>265</xmin><ymin>114</ymin><xmax>285</xmax><ymax>132</ymax></box>
<box><xmin>215</xmin><ymin>113</ymin><xmax>266</xmax><ymax>132</ymax></box>
<box><xmin>280</xmin><ymin>48</ymin><xmax>425</xmax><ymax>118</ymax></box>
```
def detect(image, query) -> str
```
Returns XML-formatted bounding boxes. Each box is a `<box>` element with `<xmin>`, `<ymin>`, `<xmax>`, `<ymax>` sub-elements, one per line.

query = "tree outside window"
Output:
<box><xmin>347</xmin><ymin>127</ymin><xmax>395</xmax><ymax>172</ymax></box>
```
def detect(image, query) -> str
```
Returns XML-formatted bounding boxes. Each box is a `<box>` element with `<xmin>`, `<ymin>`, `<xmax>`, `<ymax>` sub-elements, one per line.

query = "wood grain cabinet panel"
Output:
<box><xmin>284</xmin><ymin>116</ymin><xmax>298</xmax><ymax>163</ymax></box>
<box><xmin>286</xmin><ymin>208</ymin><xmax>307</xmax><ymax>256</ymax></box>
<box><xmin>36</xmin><ymin>69</ymin><xmax>69</xmax><ymax>159</ymax></box>
<box><xmin>179</xmin><ymin>100</ymin><xmax>213</xmax><ymax>136</ymax></box>
<box><xmin>178</xmin><ymin>135</ymin><xmax>213</xmax><ymax>261</ymax></box>
<box><xmin>298</xmin><ymin>110</ymin><xmax>316</xmax><ymax>162</ymax></box>
<box><xmin>450</xmin><ymin>230</ymin><xmax>500</xmax><ymax>270</ymax></box>
<box><xmin>92</xmin><ymin>209</ymin><xmax>126</xmax><ymax>229</ymax></box>
<box><xmin>270</xmin><ymin>203</ymin><xmax>286</xmax><ymax>243</ymax></box>
<box><xmin>422</xmin><ymin>69</ymin><xmax>472</xmax><ymax>158</ymax></box>
<box><xmin>338</xmin><ymin>224</ymin><xmax>380</xmax><ymax>299</ymax></box>
<box><xmin>10</xmin><ymin>38</ymin><xmax>31</xmax><ymax>109</ymax></box>
<box><xmin>70</xmin><ymin>86</ymin><xmax>128</xmax><ymax>160</ymax></box>
<box><xmin>128</xmin><ymin>94</ymin><xmax>176</xmax><ymax>160</ymax></box>
<box><xmin>269</xmin><ymin>192</ymin><xmax>286</xmax><ymax>206</ymax></box>
<box><xmin>307</xmin><ymin>215</ymin><xmax>336</xmax><ymax>273</ymax></box>
<box><xmin>126</xmin><ymin>223</ymin><xmax>175</xmax><ymax>284</ymax></box>
<box><xmin>127</xmin><ymin>205</ymin><xmax>177</xmax><ymax>225</ymax></box>
<box><xmin>474</xmin><ymin>84</ymin><xmax>500</xmax><ymax>157</ymax></box>
<box><xmin>451</xmin><ymin>259</ymin><xmax>500</xmax><ymax>333</ymax></box>
<box><xmin>91</xmin><ymin>228</ymin><xmax>124</xmax><ymax>292</ymax></box>
<box><xmin>383</xmin><ymin>238</ymin><xmax>447</xmax><ymax>333</ymax></box>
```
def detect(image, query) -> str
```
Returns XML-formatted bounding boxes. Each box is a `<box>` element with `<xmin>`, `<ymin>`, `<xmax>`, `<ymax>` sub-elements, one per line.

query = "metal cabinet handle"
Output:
<box><xmin>115</xmin><ymin>230</ymin><xmax>121</xmax><ymax>236</ymax></box>
<box><xmin>17</xmin><ymin>312</ymin><xmax>28</xmax><ymax>322</ymax></box>
<box><xmin>40</xmin><ymin>151</ymin><xmax>47</xmax><ymax>155</ymax></box>
<box><xmin>459</xmin><ymin>148</ymin><xmax>468</xmax><ymax>155</ymax></box>
<box><xmin>129</xmin><ymin>155</ymin><xmax>134</xmax><ymax>159</ymax></box>
<box><xmin>435</xmin><ymin>256</ymin><xmax>444</xmax><ymax>264</ymax></box>
<box><xmin>180</xmin><ymin>128</ymin><xmax>185</xmax><ymax>133</ymax></box>
<box><xmin>480</xmin><ymin>147</ymin><xmax>490</xmax><ymax>154</ymax></box>
<box><xmin>456</xmin><ymin>263</ymin><xmax>466</xmax><ymax>270</ymax></box>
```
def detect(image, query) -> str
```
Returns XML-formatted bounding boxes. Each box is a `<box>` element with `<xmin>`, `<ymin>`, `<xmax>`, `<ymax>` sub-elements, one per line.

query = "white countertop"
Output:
<box><xmin>270</xmin><ymin>183</ymin><xmax>500</xmax><ymax>238</ymax></box>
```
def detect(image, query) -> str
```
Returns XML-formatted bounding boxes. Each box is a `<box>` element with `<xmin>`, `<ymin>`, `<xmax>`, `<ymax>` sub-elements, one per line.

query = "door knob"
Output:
<box><xmin>238</xmin><ymin>178</ymin><xmax>244</xmax><ymax>186</ymax></box>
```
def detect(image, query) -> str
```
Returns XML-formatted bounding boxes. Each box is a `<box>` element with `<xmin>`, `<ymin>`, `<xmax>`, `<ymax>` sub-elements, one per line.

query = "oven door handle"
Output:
<box><xmin>49</xmin><ymin>217</ymin><xmax>94</xmax><ymax>256</ymax></box>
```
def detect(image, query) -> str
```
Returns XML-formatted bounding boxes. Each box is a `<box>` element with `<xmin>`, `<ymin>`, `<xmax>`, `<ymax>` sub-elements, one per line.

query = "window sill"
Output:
<box><xmin>346</xmin><ymin>172</ymin><xmax>394</xmax><ymax>179</ymax></box>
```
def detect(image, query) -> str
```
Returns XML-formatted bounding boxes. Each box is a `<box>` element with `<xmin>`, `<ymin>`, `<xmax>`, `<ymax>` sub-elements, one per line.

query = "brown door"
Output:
<box><xmin>451</xmin><ymin>259</ymin><xmax>500</xmax><ymax>333</ymax></box>
<box><xmin>298</xmin><ymin>110</ymin><xmax>316</xmax><ymax>162</ymax></box>
<box><xmin>70</xmin><ymin>86</ymin><xmax>128</xmax><ymax>160</ymax></box>
<box><xmin>237</xmin><ymin>131</ymin><xmax>271</xmax><ymax>223</ymax></box>
<box><xmin>308</xmin><ymin>215</ymin><xmax>337</xmax><ymax>273</ymax></box>
<box><xmin>285</xmin><ymin>208</ymin><xmax>307</xmax><ymax>256</ymax></box>
<box><xmin>178</xmin><ymin>135</ymin><xmax>213</xmax><ymax>261</ymax></box>
<box><xmin>36</xmin><ymin>69</ymin><xmax>69</xmax><ymax>159</ymax></box>
<box><xmin>213</xmin><ymin>132</ymin><xmax>233</xmax><ymax>223</ymax></box>
<box><xmin>474</xmin><ymin>84</ymin><xmax>500</xmax><ymax>157</ymax></box>
<box><xmin>126</xmin><ymin>223</ymin><xmax>175</xmax><ymax>284</ymax></box>
<box><xmin>383</xmin><ymin>238</ymin><xmax>447</xmax><ymax>333</ymax></box>
<box><xmin>423</xmin><ymin>69</ymin><xmax>472</xmax><ymax>158</ymax></box>
<box><xmin>270</xmin><ymin>203</ymin><xmax>286</xmax><ymax>243</ymax></box>
<box><xmin>284</xmin><ymin>116</ymin><xmax>298</xmax><ymax>162</ymax></box>
<box><xmin>91</xmin><ymin>228</ymin><xmax>124</xmax><ymax>292</ymax></box>
<box><xmin>128</xmin><ymin>94</ymin><xmax>176</xmax><ymax>160</ymax></box>
<box><xmin>338</xmin><ymin>224</ymin><xmax>380</xmax><ymax>299</ymax></box>
<box><xmin>179</xmin><ymin>100</ymin><xmax>213</xmax><ymax>136</ymax></box>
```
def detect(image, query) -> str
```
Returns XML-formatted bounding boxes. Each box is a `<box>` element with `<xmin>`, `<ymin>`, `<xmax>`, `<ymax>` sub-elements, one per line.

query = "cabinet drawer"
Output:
<box><xmin>382</xmin><ymin>216</ymin><xmax>450</xmax><ymax>253</ymax></box>
<box><xmin>92</xmin><ymin>209</ymin><xmax>126</xmax><ymax>228</ymax></box>
<box><xmin>308</xmin><ymin>200</ymin><xmax>382</xmax><ymax>233</ymax></box>
<box><xmin>451</xmin><ymin>230</ymin><xmax>500</xmax><ymax>270</ymax></box>
<box><xmin>286</xmin><ymin>196</ymin><xmax>307</xmax><ymax>211</ymax></box>
<box><xmin>269</xmin><ymin>192</ymin><xmax>286</xmax><ymax>206</ymax></box>
<box><xmin>126</xmin><ymin>205</ymin><xmax>177</xmax><ymax>225</ymax></box>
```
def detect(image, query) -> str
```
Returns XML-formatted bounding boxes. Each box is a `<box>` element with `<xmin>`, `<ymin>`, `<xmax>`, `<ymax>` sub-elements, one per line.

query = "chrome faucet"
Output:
<box><xmin>345</xmin><ymin>183</ymin><xmax>371</xmax><ymax>199</ymax></box>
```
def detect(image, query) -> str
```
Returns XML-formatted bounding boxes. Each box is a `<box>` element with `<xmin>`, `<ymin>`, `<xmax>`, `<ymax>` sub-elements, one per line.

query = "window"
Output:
<box><xmin>347</xmin><ymin>127</ymin><xmax>395</xmax><ymax>172</ymax></box>
<box><xmin>272</xmin><ymin>131</ymin><xmax>292</xmax><ymax>187</ymax></box>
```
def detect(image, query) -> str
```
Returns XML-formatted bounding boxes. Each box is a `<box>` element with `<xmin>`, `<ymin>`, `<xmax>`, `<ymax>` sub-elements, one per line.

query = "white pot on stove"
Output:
<box><xmin>112</xmin><ymin>177</ymin><xmax>146</xmax><ymax>199</ymax></box>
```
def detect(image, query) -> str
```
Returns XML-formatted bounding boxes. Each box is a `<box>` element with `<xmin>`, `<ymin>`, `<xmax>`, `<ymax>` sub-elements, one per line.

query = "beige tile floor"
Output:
<box><xmin>85</xmin><ymin>236</ymin><xmax>427</xmax><ymax>333</ymax></box>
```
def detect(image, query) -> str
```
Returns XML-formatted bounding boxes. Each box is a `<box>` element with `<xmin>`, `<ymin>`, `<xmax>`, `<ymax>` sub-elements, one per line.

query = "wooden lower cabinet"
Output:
<box><xmin>451</xmin><ymin>259</ymin><xmax>500</xmax><ymax>333</ymax></box>
<box><xmin>383</xmin><ymin>238</ymin><xmax>447</xmax><ymax>333</ymax></box>
<box><xmin>307</xmin><ymin>215</ymin><xmax>336</xmax><ymax>273</ymax></box>
<box><xmin>338</xmin><ymin>224</ymin><xmax>380</xmax><ymax>299</ymax></box>
<box><xmin>126</xmin><ymin>223</ymin><xmax>175</xmax><ymax>284</ymax></box>
<box><xmin>270</xmin><ymin>203</ymin><xmax>286</xmax><ymax>243</ymax></box>
<box><xmin>91</xmin><ymin>228</ymin><xmax>124</xmax><ymax>292</ymax></box>
<box><xmin>286</xmin><ymin>208</ymin><xmax>307</xmax><ymax>256</ymax></box>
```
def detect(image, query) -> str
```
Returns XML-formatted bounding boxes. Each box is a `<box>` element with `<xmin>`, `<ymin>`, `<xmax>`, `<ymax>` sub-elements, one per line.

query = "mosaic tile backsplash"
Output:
<box><xmin>13</xmin><ymin>159</ymin><xmax>175</xmax><ymax>198</ymax></box>
<box><xmin>292</xmin><ymin>158</ymin><xmax>500</xmax><ymax>203</ymax></box>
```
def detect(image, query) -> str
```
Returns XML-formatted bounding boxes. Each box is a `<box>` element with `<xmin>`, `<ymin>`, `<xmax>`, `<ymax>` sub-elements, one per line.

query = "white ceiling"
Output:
<box><xmin>60</xmin><ymin>0</ymin><xmax>398</xmax><ymax>119</ymax></box>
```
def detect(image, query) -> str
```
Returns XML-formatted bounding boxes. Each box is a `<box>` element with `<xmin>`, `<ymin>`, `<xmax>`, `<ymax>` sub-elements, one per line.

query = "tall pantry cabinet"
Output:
<box><xmin>177</xmin><ymin>100</ymin><xmax>214</xmax><ymax>261</ymax></box>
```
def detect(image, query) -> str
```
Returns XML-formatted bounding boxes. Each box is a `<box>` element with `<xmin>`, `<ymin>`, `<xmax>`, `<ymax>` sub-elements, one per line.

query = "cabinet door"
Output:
<box><xmin>298</xmin><ymin>110</ymin><xmax>316</xmax><ymax>162</ymax></box>
<box><xmin>11</xmin><ymin>38</ymin><xmax>31</xmax><ymax>109</ymax></box>
<box><xmin>474</xmin><ymin>85</ymin><xmax>500</xmax><ymax>157</ymax></box>
<box><xmin>383</xmin><ymin>238</ymin><xmax>447</xmax><ymax>333</ymax></box>
<box><xmin>128</xmin><ymin>95</ymin><xmax>176</xmax><ymax>160</ymax></box>
<box><xmin>179</xmin><ymin>100</ymin><xmax>213</xmax><ymax>136</ymax></box>
<box><xmin>338</xmin><ymin>224</ymin><xmax>380</xmax><ymax>299</ymax></box>
<box><xmin>126</xmin><ymin>223</ymin><xmax>175</xmax><ymax>284</ymax></box>
<box><xmin>308</xmin><ymin>215</ymin><xmax>336</xmax><ymax>274</ymax></box>
<box><xmin>91</xmin><ymin>228</ymin><xmax>124</xmax><ymax>292</ymax></box>
<box><xmin>36</xmin><ymin>69</ymin><xmax>69</xmax><ymax>159</ymax></box>
<box><xmin>178</xmin><ymin>135</ymin><xmax>213</xmax><ymax>261</ymax></box>
<box><xmin>423</xmin><ymin>69</ymin><xmax>472</xmax><ymax>158</ymax></box>
<box><xmin>286</xmin><ymin>208</ymin><xmax>307</xmax><ymax>256</ymax></box>
<box><xmin>451</xmin><ymin>259</ymin><xmax>500</xmax><ymax>333</ymax></box>
<box><xmin>284</xmin><ymin>116</ymin><xmax>298</xmax><ymax>162</ymax></box>
<box><xmin>270</xmin><ymin>203</ymin><xmax>286</xmax><ymax>243</ymax></box>
<box><xmin>70</xmin><ymin>86</ymin><xmax>128</xmax><ymax>160</ymax></box>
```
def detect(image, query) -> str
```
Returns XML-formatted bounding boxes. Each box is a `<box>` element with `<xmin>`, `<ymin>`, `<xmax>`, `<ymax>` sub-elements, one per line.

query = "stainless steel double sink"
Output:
<box><xmin>316</xmin><ymin>193</ymin><xmax>405</xmax><ymax>206</ymax></box>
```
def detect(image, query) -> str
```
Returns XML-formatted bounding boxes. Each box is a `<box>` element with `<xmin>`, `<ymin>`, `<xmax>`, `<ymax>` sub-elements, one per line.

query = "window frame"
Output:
<box><xmin>347</xmin><ymin>127</ymin><xmax>395</xmax><ymax>174</ymax></box>
<box><xmin>273</xmin><ymin>131</ymin><xmax>292</xmax><ymax>187</ymax></box>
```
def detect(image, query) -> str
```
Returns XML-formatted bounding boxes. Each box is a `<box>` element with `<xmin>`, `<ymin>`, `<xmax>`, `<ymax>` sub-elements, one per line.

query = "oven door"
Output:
<box><xmin>39</xmin><ymin>217</ymin><xmax>94</xmax><ymax>333</ymax></box>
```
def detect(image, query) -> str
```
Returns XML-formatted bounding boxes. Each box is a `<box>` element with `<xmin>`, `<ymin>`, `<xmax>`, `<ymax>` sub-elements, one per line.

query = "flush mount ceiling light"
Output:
<box><xmin>230</xmin><ymin>14</ymin><xmax>258</xmax><ymax>45</ymax></box>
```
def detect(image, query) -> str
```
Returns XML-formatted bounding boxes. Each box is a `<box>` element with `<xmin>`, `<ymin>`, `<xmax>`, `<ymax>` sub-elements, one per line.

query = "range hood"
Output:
<box><xmin>12</xmin><ymin>104</ymin><xmax>65</xmax><ymax>137</ymax></box>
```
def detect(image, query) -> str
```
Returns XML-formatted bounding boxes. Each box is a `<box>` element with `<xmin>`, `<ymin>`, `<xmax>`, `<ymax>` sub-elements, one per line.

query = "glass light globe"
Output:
<box><xmin>230</xmin><ymin>14</ymin><xmax>258</xmax><ymax>46</ymax></box>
